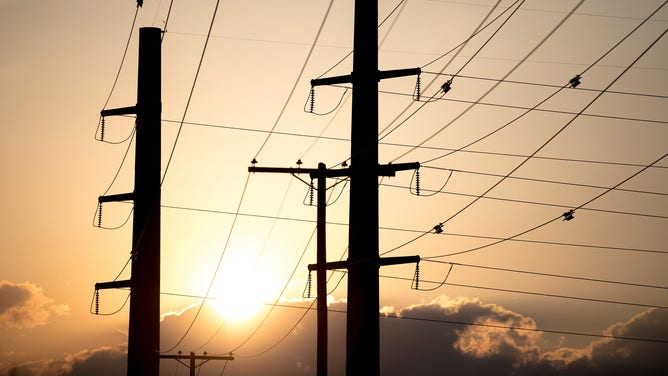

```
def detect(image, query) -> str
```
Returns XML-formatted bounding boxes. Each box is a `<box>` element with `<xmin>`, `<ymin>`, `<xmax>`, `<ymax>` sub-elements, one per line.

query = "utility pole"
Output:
<box><xmin>248</xmin><ymin>162</ymin><xmax>348</xmax><ymax>376</ymax></box>
<box><xmin>95</xmin><ymin>27</ymin><xmax>162</xmax><ymax>376</ymax></box>
<box><xmin>309</xmin><ymin>0</ymin><xmax>421</xmax><ymax>373</ymax></box>
<box><xmin>249</xmin><ymin>162</ymin><xmax>420</xmax><ymax>376</ymax></box>
<box><xmin>160</xmin><ymin>352</ymin><xmax>234</xmax><ymax>376</ymax></box>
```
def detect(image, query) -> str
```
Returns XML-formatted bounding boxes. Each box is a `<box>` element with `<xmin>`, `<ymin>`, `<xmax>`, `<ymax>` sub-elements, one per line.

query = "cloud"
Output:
<box><xmin>0</xmin><ymin>281</ymin><xmax>69</xmax><ymax>329</ymax></box>
<box><xmin>5</xmin><ymin>296</ymin><xmax>663</xmax><ymax>375</ymax></box>
<box><xmin>0</xmin><ymin>344</ymin><xmax>126</xmax><ymax>376</ymax></box>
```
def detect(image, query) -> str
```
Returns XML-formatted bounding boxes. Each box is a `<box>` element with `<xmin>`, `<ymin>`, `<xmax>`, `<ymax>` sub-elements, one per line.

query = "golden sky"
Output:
<box><xmin>1</xmin><ymin>0</ymin><xmax>667</xmax><ymax>375</ymax></box>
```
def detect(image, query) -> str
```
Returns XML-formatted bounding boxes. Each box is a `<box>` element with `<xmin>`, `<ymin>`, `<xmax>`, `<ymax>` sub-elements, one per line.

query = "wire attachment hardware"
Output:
<box><xmin>433</xmin><ymin>223</ymin><xmax>444</xmax><ymax>234</ymax></box>
<box><xmin>441</xmin><ymin>79</ymin><xmax>452</xmax><ymax>94</ymax></box>
<box><xmin>569</xmin><ymin>74</ymin><xmax>581</xmax><ymax>88</ymax></box>
<box><xmin>563</xmin><ymin>209</ymin><xmax>575</xmax><ymax>221</ymax></box>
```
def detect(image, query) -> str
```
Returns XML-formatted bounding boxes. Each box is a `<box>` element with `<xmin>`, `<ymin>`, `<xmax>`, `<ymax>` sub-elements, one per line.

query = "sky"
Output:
<box><xmin>0</xmin><ymin>0</ymin><xmax>667</xmax><ymax>375</ymax></box>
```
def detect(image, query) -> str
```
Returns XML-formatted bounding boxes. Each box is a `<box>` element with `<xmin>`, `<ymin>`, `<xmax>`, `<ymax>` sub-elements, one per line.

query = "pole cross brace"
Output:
<box><xmin>310</xmin><ymin>67</ymin><xmax>421</xmax><ymax>87</ymax></box>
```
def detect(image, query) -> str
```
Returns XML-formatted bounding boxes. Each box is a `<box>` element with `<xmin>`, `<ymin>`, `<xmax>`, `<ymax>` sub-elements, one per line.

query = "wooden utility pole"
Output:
<box><xmin>160</xmin><ymin>352</ymin><xmax>234</xmax><ymax>376</ymax></box>
<box><xmin>248</xmin><ymin>162</ymin><xmax>348</xmax><ymax>376</ymax></box>
<box><xmin>309</xmin><ymin>0</ymin><xmax>421</xmax><ymax>374</ymax></box>
<box><xmin>95</xmin><ymin>27</ymin><xmax>162</xmax><ymax>376</ymax></box>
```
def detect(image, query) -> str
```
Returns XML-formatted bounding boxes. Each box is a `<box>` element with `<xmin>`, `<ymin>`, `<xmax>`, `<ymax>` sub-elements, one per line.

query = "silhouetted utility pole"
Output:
<box><xmin>309</xmin><ymin>0</ymin><xmax>421</xmax><ymax>374</ymax></box>
<box><xmin>160</xmin><ymin>352</ymin><xmax>234</xmax><ymax>376</ymax></box>
<box><xmin>248</xmin><ymin>162</ymin><xmax>349</xmax><ymax>376</ymax></box>
<box><xmin>95</xmin><ymin>27</ymin><xmax>161</xmax><ymax>376</ymax></box>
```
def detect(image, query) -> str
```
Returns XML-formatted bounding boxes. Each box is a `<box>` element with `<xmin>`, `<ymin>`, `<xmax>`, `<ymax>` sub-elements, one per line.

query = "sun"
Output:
<box><xmin>206</xmin><ymin>254</ymin><xmax>278</xmax><ymax>322</ymax></box>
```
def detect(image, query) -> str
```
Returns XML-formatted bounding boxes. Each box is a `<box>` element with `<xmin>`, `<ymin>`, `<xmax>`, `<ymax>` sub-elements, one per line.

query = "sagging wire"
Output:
<box><xmin>416</xmin><ymin>263</ymin><xmax>454</xmax><ymax>292</ymax></box>
<box><xmin>304</xmin><ymin>86</ymin><xmax>350</xmax><ymax>116</ymax></box>
<box><xmin>410</xmin><ymin>168</ymin><xmax>454</xmax><ymax>197</ymax></box>
<box><xmin>90</xmin><ymin>288</ymin><xmax>131</xmax><ymax>316</ymax></box>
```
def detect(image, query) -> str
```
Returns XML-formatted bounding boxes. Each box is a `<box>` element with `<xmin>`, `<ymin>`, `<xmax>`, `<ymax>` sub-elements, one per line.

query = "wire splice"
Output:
<box><xmin>433</xmin><ymin>223</ymin><xmax>444</xmax><ymax>234</ymax></box>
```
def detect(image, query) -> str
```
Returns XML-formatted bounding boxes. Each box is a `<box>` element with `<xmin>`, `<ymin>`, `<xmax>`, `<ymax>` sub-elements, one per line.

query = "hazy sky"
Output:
<box><xmin>1</xmin><ymin>0</ymin><xmax>667</xmax><ymax>375</ymax></box>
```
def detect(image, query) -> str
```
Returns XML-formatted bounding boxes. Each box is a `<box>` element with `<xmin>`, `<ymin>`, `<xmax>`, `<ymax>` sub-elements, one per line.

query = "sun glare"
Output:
<box><xmin>206</xmin><ymin>253</ymin><xmax>277</xmax><ymax>322</ymax></box>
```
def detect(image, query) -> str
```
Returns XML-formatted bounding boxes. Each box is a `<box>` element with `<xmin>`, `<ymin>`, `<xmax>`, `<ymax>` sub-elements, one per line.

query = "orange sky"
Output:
<box><xmin>1</xmin><ymin>0</ymin><xmax>667</xmax><ymax>375</ymax></box>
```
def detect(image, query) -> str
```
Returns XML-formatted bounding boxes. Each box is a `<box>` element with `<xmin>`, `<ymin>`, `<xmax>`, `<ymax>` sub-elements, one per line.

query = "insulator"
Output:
<box><xmin>309</xmin><ymin>180</ymin><xmax>315</xmax><ymax>206</ymax></box>
<box><xmin>97</xmin><ymin>202</ymin><xmax>103</xmax><ymax>227</ymax></box>
<box><xmin>412</xmin><ymin>263</ymin><xmax>420</xmax><ymax>290</ymax></box>
<box><xmin>309</xmin><ymin>87</ymin><xmax>315</xmax><ymax>113</ymax></box>
<box><xmin>307</xmin><ymin>271</ymin><xmax>313</xmax><ymax>298</ymax></box>
<box><xmin>415</xmin><ymin>169</ymin><xmax>421</xmax><ymax>196</ymax></box>
<box><xmin>100</xmin><ymin>117</ymin><xmax>106</xmax><ymax>141</ymax></box>
<box><xmin>95</xmin><ymin>289</ymin><xmax>100</xmax><ymax>315</ymax></box>
<box><xmin>415</xmin><ymin>74</ymin><xmax>422</xmax><ymax>101</ymax></box>
<box><xmin>250</xmin><ymin>158</ymin><xmax>258</xmax><ymax>166</ymax></box>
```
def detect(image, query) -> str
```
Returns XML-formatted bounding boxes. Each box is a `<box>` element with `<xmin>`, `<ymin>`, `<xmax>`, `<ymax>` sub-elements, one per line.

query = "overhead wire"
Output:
<box><xmin>383</xmin><ymin>9</ymin><xmax>668</xmax><ymax>257</ymax></box>
<box><xmin>161</xmin><ymin>0</ymin><xmax>221</xmax><ymax>186</ymax></box>
<box><xmin>160</xmin><ymin>204</ymin><xmax>668</xmax><ymax>255</ymax></box>
<box><xmin>161</xmin><ymin>173</ymin><xmax>252</xmax><ymax>353</ymax></box>
<box><xmin>388</xmin><ymin>0</ymin><xmax>585</xmax><ymax>161</ymax></box>
<box><xmin>252</xmin><ymin>0</ymin><xmax>335</xmax><ymax>161</ymax></box>
<box><xmin>422</xmin><ymin>260</ymin><xmax>668</xmax><ymax>290</ymax></box>
<box><xmin>424</xmin><ymin>150</ymin><xmax>668</xmax><ymax>259</ymax></box>
<box><xmin>95</xmin><ymin>5</ymin><xmax>140</xmax><ymax>142</ymax></box>
<box><xmin>379</xmin><ymin>0</ymin><xmax>519</xmax><ymax>140</ymax></box>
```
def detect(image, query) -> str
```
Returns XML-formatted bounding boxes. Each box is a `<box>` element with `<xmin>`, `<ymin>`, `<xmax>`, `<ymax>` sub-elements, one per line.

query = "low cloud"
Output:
<box><xmin>0</xmin><ymin>344</ymin><xmax>126</xmax><ymax>376</ymax></box>
<box><xmin>0</xmin><ymin>280</ymin><xmax>69</xmax><ymax>329</ymax></box>
<box><xmin>3</xmin><ymin>296</ymin><xmax>664</xmax><ymax>375</ymax></box>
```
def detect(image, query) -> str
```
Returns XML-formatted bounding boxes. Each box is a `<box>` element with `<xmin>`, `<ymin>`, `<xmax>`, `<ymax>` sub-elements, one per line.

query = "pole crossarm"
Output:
<box><xmin>307</xmin><ymin>255</ymin><xmax>420</xmax><ymax>271</ymax></box>
<box><xmin>95</xmin><ymin>280</ymin><xmax>132</xmax><ymax>290</ymax></box>
<box><xmin>310</xmin><ymin>67</ymin><xmax>421</xmax><ymax>87</ymax></box>
<box><xmin>100</xmin><ymin>105</ymin><xmax>138</xmax><ymax>117</ymax></box>
<box><xmin>248</xmin><ymin>162</ymin><xmax>419</xmax><ymax>179</ymax></box>
<box><xmin>159</xmin><ymin>353</ymin><xmax>234</xmax><ymax>361</ymax></box>
<box><xmin>98</xmin><ymin>192</ymin><xmax>134</xmax><ymax>203</ymax></box>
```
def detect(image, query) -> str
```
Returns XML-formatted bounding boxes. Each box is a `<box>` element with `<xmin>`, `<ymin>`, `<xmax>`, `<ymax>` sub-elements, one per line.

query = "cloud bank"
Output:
<box><xmin>2</xmin><ymin>296</ymin><xmax>666</xmax><ymax>375</ymax></box>
<box><xmin>0</xmin><ymin>280</ymin><xmax>69</xmax><ymax>329</ymax></box>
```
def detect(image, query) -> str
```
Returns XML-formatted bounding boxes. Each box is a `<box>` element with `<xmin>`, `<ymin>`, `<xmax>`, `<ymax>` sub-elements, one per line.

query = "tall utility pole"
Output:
<box><xmin>95</xmin><ymin>27</ymin><xmax>162</xmax><ymax>376</ymax></box>
<box><xmin>310</xmin><ymin>1</ymin><xmax>421</xmax><ymax>374</ymax></box>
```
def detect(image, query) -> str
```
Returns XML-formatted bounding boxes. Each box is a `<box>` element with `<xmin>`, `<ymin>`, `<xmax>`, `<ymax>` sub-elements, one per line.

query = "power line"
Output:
<box><xmin>422</xmin><ymin>165</ymin><xmax>667</xmax><ymax>197</ymax></box>
<box><xmin>382</xmin><ymin>181</ymin><xmax>668</xmax><ymax>220</ymax></box>
<box><xmin>161</xmin><ymin>118</ymin><xmax>668</xmax><ymax>169</ymax></box>
<box><xmin>159</xmin><ymin>293</ymin><xmax>668</xmax><ymax>345</ymax></box>
<box><xmin>422</xmin><ymin>260</ymin><xmax>668</xmax><ymax>290</ymax></box>
<box><xmin>380</xmin><ymin>273</ymin><xmax>668</xmax><ymax>310</ymax></box>
<box><xmin>422</xmin><ymin>71</ymin><xmax>668</xmax><ymax>100</ymax></box>
<box><xmin>161</xmin><ymin>0</ymin><xmax>221</xmax><ymax>186</ymax></box>
<box><xmin>160</xmin><ymin>204</ymin><xmax>668</xmax><ymax>255</ymax></box>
